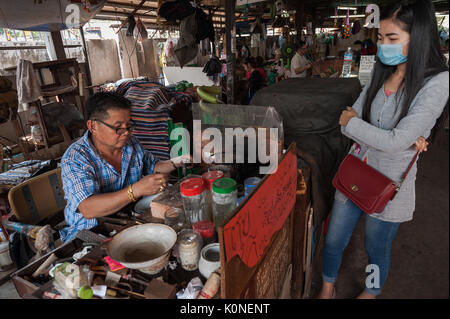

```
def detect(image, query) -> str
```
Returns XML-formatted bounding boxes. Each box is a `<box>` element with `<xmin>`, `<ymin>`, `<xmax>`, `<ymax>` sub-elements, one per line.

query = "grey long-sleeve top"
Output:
<box><xmin>336</xmin><ymin>71</ymin><xmax>449</xmax><ymax>223</ymax></box>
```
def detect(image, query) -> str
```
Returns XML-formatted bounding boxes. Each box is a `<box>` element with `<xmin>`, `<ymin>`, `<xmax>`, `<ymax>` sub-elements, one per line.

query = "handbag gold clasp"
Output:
<box><xmin>351</xmin><ymin>185</ymin><xmax>359</xmax><ymax>192</ymax></box>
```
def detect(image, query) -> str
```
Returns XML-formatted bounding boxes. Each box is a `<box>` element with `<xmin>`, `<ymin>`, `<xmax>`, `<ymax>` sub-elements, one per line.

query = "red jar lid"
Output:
<box><xmin>202</xmin><ymin>171</ymin><xmax>225</xmax><ymax>190</ymax></box>
<box><xmin>180</xmin><ymin>178</ymin><xmax>205</xmax><ymax>196</ymax></box>
<box><xmin>193</xmin><ymin>220</ymin><xmax>216</xmax><ymax>239</ymax></box>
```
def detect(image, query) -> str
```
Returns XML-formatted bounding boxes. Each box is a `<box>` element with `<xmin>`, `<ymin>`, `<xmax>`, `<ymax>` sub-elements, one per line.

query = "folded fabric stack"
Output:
<box><xmin>115</xmin><ymin>80</ymin><xmax>192</xmax><ymax>161</ymax></box>
<box><xmin>0</xmin><ymin>160</ymin><xmax>46</xmax><ymax>187</ymax></box>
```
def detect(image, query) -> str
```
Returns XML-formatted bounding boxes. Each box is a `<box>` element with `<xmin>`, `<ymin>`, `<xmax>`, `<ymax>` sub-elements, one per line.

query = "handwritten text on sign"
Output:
<box><xmin>359</xmin><ymin>55</ymin><xmax>376</xmax><ymax>87</ymax></box>
<box><xmin>223</xmin><ymin>149</ymin><xmax>297</xmax><ymax>268</ymax></box>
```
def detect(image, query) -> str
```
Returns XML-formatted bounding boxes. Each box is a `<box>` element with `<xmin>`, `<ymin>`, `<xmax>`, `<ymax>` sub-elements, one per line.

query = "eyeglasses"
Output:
<box><xmin>94</xmin><ymin>119</ymin><xmax>136</xmax><ymax>135</ymax></box>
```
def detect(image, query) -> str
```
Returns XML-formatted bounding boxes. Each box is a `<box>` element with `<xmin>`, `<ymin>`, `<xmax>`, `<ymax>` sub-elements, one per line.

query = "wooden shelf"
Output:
<box><xmin>41</xmin><ymin>84</ymin><xmax>77</xmax><ymax>97</ymax></box>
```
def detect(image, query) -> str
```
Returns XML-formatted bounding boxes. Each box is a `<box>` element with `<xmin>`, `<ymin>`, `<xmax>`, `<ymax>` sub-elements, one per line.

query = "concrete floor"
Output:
<box><xmin>309</xmin><ymin>129</ymin><xmax>449</xmax><ymax>299</ymax></box>
<box><xmin>0</xmin><ymin>132</ymin><xmax>448</xmax><ymax>300</ymax></box>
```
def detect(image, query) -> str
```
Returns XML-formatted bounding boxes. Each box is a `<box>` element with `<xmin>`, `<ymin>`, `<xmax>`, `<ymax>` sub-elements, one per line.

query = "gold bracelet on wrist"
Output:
<box><xmin>128</xmin><ymin>184</ymin><xmax>137</xmax><ymax>202</ymax></box>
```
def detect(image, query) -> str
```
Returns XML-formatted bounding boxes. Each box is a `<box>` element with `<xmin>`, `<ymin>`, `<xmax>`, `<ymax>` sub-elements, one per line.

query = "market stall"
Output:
<box><xmin>1</xmin><ymin>0</ymin><xmax>447</xmax><ymax>303</ymax></box>
<box><xmin>7</xmin><ymin>143</ymin><xmax>310</xmax><ymax>300</ymax></box>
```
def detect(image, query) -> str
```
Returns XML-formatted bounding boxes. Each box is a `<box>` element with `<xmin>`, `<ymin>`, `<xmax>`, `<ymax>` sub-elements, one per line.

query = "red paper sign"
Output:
<box><xmin>223</xmin><ymin>150</ymin><xmax>297</xmax><ymax>268</ymax></box>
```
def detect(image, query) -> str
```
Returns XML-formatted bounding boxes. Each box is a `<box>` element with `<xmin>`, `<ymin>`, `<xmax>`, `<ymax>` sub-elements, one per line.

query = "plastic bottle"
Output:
<box><xmin>244</xmin><ymin>177</ymin><xmax>261</xmax><ymax>197</ymax></box>
<box><xmin>342</xmin><ymin>47</ymin><xmax>353</xmax><ymax>78</ymax></box>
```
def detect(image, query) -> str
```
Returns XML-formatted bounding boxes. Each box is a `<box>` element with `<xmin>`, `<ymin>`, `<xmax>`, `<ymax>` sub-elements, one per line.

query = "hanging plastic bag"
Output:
<box><xmin>165</xmin><ymin>34</ymin><xmax>175</xmax><ymax>58</ymax></box>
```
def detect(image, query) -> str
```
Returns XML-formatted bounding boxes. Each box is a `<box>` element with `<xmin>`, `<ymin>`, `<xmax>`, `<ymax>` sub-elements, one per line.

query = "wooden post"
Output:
<box><xmin>79</xmin><ymin>26</ymin><xmax>94</xmax><ymax>98</ymax></box>
<box><xmin>50</xmin><ymin>31</ymin><xmax>66</xmax><ymax>60</ymax></box>
<box><xmin>295</xmin><ymin>0</ymin><xmax>305</xmax><ymax>41</ymax></box>
<box><xmin>225</xmin><ymin>0</ymin><xmax>236</xmax><ymax>104</ymax></box>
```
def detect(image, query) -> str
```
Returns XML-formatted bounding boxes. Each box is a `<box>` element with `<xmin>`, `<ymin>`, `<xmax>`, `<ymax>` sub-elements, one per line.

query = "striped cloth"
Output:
<box><xmin>115</xmin><ymin>81</ymin><xmax>192</xmax><ymax>161</ymax></box>
<box><xmin>0</xmin><ymin>160</ymin><xmax>47</xmax><ymax>187</ymax></box>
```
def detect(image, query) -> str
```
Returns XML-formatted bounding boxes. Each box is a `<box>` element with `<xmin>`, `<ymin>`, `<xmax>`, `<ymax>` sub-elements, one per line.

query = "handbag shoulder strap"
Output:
<box><xmin>399</xmin><ymin>151</ymin><xmax>420</xmax><ymax>186</ymax></box>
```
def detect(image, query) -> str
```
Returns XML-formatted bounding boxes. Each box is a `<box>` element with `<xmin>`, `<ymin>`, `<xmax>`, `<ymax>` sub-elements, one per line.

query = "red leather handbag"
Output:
<box><xmin>332</xmin><ymin>151</ymin><xmax>419</xmax><ymax>214</ymax></box>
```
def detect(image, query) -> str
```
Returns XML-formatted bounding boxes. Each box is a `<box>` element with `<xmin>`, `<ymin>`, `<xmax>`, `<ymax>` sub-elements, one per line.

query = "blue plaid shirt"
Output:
<box><xmin>59</xmin><ymin>131</ymin><xmax>158</xmax><ymax>242</ymax></box>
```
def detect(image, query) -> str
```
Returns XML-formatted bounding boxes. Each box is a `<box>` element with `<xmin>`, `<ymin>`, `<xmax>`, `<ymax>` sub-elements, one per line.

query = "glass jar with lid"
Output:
<box><xmin>212</xmin><ymin>178</ymin><xmax>237</xmax><ymax>227</ymax></box>
<box><xmin>202</xmin><ymin>171</ymin><xmax>225</xmax><ymax>221</ymax></box>
<box><xmin>180</xmin><ymin>178</ymin><xmax>208</xmax><ymax>226</ymax></box>
<box><xmin>176</xmin><ymin>229</ymin><xmax>203</xmax><ymax>271</ymax></box>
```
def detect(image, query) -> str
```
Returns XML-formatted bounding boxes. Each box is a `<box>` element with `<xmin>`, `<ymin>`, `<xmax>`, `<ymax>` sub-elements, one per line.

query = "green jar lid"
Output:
<box><xmin>212</xmin><ymin>178</ymin><xmax>237</xmax><ymax>194</ymax></box>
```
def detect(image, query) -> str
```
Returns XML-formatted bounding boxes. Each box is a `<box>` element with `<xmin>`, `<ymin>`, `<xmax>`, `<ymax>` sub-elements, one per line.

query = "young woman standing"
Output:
<box><xmin>318</xmin><ymin>0</ymin><xmax>449</xmax><ymax>299</ymax></box>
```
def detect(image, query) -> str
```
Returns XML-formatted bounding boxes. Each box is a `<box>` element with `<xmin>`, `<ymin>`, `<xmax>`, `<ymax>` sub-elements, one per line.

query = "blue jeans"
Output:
<box><xmin>322</xmin><ymin>198</ymin><xmax>400</xmax><ymax>296</ymax></box>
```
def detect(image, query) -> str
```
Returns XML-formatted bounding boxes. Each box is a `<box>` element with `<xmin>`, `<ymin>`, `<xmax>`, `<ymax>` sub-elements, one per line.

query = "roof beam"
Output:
<box><xmin>114</xmin><ymin>0</ymin><xmax>148</xmax><ymax>33</ymax></box>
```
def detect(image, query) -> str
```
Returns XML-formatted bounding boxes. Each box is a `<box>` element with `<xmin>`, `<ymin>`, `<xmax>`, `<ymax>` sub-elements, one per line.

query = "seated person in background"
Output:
<box><xmin>243</xmin><ymin>56</ymin><xmax>266</xmax><ymax>80</ymax></box>
<box><xmin>243</xmin><ymin>57</ymin><xmax>265</xmax><ymax>104</ymax></box>
<box><xmin>234</xmin><ymin>63</ymin><xmax>248</xmax><ymax>105</ymax></box>
<box><xmin>273</xmin><ymin>49</ymin><xmax>284</xmax><ymax>67</ymax></box>
<box><xmin>290</xmin><ymin>41</ymin><xmax>312</xmax><ymax>78</ymax></box>
<box><xmin>60</xmin><ymin>92</ymin><xmax>189</xmax><ymax>242</ymax></box>
<box><xmin>255</xmin><ymin>56</ymin><xmax>267</xmax><ymax>80</ymax></box>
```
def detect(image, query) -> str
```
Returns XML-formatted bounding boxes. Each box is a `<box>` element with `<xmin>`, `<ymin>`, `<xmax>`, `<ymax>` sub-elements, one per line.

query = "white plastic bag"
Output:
<box><xmin>176</xmin><ymin>277</ymin><xmax>203</xmax><ymax>299</ymax></box>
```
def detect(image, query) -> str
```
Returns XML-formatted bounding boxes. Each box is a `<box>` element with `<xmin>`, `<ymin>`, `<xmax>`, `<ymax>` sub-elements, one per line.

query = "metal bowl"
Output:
<box><xmin>106</xmin><ymin>223</ymin><xmax>177</xmax><ymax>275</ymax></box>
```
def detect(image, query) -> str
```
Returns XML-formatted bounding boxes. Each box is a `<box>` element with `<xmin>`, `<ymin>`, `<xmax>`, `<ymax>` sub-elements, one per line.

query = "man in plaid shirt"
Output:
<box><xmin>60</xmin><ymin>92</ymin><xmax>188</xmax><ymax>242</ymax></box>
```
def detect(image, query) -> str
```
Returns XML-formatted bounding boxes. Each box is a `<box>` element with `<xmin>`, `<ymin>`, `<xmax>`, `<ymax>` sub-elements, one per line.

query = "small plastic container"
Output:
<box><xmin>198</xmin><ymin>243</ymin><xmax>221</xmax><ymax>280</ymax></box>
<box><xmin>180</xmin><ymin>178</ymin><xmax>208</xmax><ymax>225</ymax></box>
<box><xmin>202</xmin><ymin>171</ymin><xmax>225</xmax><ymax>221</ymax></box>
<box><xmin>193</xmin><ymin>220</ymin><xmax>217</xmax><ymax>246</ymax></box>
<box><xmin>212</xmin><ymin>178</ymin><xmax>238</xmax><ymax>227</ymax></box>
<box><xmin>244</xmin><ymin>177</ymin><xmax>261</xmax><ymax>197</ymax></box>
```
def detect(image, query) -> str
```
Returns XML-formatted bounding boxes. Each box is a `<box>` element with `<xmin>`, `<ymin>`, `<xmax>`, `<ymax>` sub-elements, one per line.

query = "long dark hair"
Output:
<box><xmin>362</xmin><ymin>0</ymin><xmax>449</xmax><ymax>142</ymax></box>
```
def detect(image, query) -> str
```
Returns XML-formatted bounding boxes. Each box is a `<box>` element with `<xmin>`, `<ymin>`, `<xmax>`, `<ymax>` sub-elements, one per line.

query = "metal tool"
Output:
<box><xmin>97</xmin><ymin>217</ymin><xmax>128</xmax><ymax>226</ymax></box>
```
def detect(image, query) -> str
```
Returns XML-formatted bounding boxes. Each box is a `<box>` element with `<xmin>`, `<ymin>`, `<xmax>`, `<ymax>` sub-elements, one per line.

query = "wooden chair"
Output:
<box><xmin>7</xmin><ymin>168</ymin><xmax>65</xmax><ymax>225</ymax></box>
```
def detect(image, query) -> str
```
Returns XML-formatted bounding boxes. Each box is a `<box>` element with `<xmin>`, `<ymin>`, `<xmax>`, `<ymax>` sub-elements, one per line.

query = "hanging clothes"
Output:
<box><xmin>174</xmin><ymin>13</ymin><xmax>198</xmax><ymax>67</ymax></box>
<box><xmin>201</xmin><ymin>38</ymin><xmax>210</xmax><ymax>56</ymax></box>
<box><xmin>158</xmin><ymin>0</ymin><xmax>196</xmax><ymax>22</ymax></box>
<box><xmin>202</xmin><ymin>56</ymin><xmax>222</xmax><ymax>77</ymax></box>
<box><xmin>194</xmin><ymin>7</ymin><xmax>215</xmax><ymax>43</ymax></box>
<box><xmin>16</xmin><ymin>59</ymin><xmax>42</xmax><ymax>111</ymax></box>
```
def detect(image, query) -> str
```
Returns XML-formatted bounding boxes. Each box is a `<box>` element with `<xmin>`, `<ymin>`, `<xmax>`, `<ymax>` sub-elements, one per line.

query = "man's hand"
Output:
<box><xmin>170</xmin><ymin>154</ymin><xmax>193</xmax><ymax>168</ymax></box>
<box><xmin>154</xmin><ymin>154</ymin><xmax>193</xmax><ymax>174</ymax></box>
<box><xmin>414</xmin><ymin>136</ymin><xmax>429</xmax><ymax>153</ymax></box>
<box><xmin>339</xmin><ymin>106</ymin><xmax>358</xmax><ymax>127</ymax></box>
<box><xmin>132</xmin><ymin>173</ymin><xmax>170</xmax><ymax>198</ymax></box>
